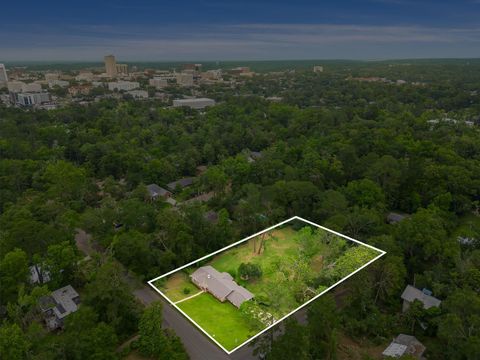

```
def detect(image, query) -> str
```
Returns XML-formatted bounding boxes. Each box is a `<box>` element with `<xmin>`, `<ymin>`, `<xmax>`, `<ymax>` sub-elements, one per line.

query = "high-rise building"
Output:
<box><xmin>0</xmin><ymin>64</ymin><xmax>8</xmax><ymax>84</ymax></box>
<box><xmin>104</xmin><ymin>55</ymin><xmax>117</xmax><ymax>77</ymax></box>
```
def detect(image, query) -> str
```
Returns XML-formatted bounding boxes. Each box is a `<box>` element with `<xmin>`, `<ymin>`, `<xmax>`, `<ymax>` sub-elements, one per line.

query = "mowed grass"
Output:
<box><xmin>177</xmin><ymin>292</ymin><xmax>253</xmax><ymax>351</ymax></box>
<box><xmin>159</xmin><ymin>272</ymin><xmax>198</xmax><ymax>302</ymax></box>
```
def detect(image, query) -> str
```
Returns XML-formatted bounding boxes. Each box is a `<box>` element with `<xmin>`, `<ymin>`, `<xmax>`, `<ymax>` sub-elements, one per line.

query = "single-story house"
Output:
<box><xmin>191</xmin><ymin>266</ymin><xmax>254</xmax><ymax>308</ymax></box>
<box><xmin>401</xmin><ymin>285</ymin><xmax>441</xmax><ymax>312</ymax></box>
<box><xmin>167</xmin><ymin>177</ymin><xmax>195</xmax><ymax>192</ymax></box>
<box><xmin>39</xmin><ymin>285</ymin><xmax>80</xmax><ymax>330</ymax></box>
<box><xmin>146</xmin><ymin>183</ymin><xmax>171</xmax><ymax>200</ymax></box>
<box><xmin>382</xmin><ymin>334</ymin><xmax>426</xmax><ymax>359</ymax></box>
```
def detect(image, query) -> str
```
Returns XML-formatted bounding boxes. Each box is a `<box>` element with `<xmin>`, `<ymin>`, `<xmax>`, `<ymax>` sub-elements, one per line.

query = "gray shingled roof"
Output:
<box><xmin>167</xmin><ymin>177</ymin><xmax>195</xmax><ymax>191</ymax></box>
<box><xmin>191</xmin><ymin>266</ymin><xmax>254</xmax><ymax>308</ymax></box>
<box><xmin>401</xmin><ymin>285</ymin><xmax>441</xmax><ymax>309</ymax></box>
<box><xmin>147</xmin><ymin>183</ymin><xmax>169</xmax><ymax>197</ymax></box>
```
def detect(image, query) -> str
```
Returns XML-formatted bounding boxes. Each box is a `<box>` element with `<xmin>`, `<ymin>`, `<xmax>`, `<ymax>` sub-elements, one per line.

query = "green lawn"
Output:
<box><xmin>157</xmin><ymin>272</ymin><xmax>198</xmax><ymax>302</ymax></box>
<box><xmin>177</xmin><ymin>293</ymin><xmax>253</xmax><ymax>351</ymax></box>
<box><xmin>209</xmin><ymin>227</ymin><xmax>330</xmax><ymax>313</ymax></box>
<box><xmin>210</xmin><ymin>227</ymin><xmax>303</xmax><ymax>275</ymax></box>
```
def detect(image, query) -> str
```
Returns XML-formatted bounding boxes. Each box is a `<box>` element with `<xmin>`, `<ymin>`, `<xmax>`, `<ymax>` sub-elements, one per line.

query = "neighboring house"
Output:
<box><xmin>191</xmin><ymin>266</ymin><xmax>254</xmax><ymax>308</ymax></box>
<box><xmin>382</xmin><ymin>334</ymin><xmax>426</xmax><ymax>359</ymax></box>
<box><xmin>29</xmin><ymin>264</ymin><xmax>51</xmax><ymax>284</ymax></box>
<box><xmin>246</xmin><ymin>150</ymin><xmax>263</xmax><ymax>163</ymax></box>
<box><xmin>146</xmin><ymin>183</ymin><xmax>171</xmax><ymax>200</ymax></box>
<box><xmin>166</xmin><ymin>177</ymin><xmax>195</xmax><ymax>192</ymax></box>
<box><xmin>39</xmin><ymin>285</ymin><xmax>80</xmax><ymax>330</ymax></box>
<box><xmin>401</xmin><ymin>285</ymin><xmax>441</xmax><ymax>312</ymax></box>
<box><xmin>386</xmin><ymin>212</ymin><xmax>408</xmax><ymax>224</ymax></box>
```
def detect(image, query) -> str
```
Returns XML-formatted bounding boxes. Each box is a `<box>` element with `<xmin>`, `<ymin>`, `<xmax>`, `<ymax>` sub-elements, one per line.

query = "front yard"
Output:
<box><xmin>177</xmin><ymin>292</ymin><xmax>253</xmax><ymax>351</ymax></box>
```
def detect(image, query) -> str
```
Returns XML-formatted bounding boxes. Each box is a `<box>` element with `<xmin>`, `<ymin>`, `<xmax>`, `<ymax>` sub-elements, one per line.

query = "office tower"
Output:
<box><xmin>104</xmin><ymin>55</ymin><xmax>117</xmax><ymax>77</ymax></box>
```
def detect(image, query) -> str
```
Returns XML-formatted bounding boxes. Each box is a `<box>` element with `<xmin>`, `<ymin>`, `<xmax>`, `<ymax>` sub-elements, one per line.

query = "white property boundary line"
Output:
<box><xmin>148</xmin><ymin>215</ymin><xmax>386</xmax><ymax>355</ymax></box>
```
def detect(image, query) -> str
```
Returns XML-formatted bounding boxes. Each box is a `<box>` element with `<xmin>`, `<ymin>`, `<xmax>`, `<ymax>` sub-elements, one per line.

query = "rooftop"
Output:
<box><xmin>383</xmin><ymin>334</ymin><xmax>426</xmax><ymax>358</ymax></box>
<box><xmin>401</xmin><ymin>285</ymin><xmax>441</xmax><ymax>309</ymax></box>
<box><xmin>167</xmin><ymin>177</ymin><xmax>195</xmax><ymax>192</ymax></box>
<box><xmin>191</xmin><ymin>266</ymin><xmax>254</xmax><ymax>308</ymax></box>
<box><xmin>146</xmin><ymin>183</ymin><xmax>170</xmax><ymax>197</ymax></box>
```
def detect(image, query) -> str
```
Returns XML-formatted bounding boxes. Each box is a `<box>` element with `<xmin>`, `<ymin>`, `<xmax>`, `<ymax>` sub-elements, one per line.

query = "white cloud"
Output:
<box><xmin>1</xmin><ymin>23</ymin><xmax>479</xmax><ymax>61</ymax></box>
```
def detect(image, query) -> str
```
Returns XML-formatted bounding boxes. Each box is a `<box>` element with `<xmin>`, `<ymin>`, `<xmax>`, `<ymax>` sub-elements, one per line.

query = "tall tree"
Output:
<box><xmin>137</xmin><ymin>301</ymin><xmax>188</xmax><ymax>360</ymax></box>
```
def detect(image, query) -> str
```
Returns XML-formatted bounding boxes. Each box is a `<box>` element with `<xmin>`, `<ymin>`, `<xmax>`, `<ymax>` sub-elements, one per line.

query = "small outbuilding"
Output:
<box><xmin>29</xmin><ymin>264</ymin><xmax>51</xmax><ymax>284</ymax></box>
<box><xmin>382</xmin><ymin>334</ymin><xmax>426</xmax><ymax>359</ymax></box>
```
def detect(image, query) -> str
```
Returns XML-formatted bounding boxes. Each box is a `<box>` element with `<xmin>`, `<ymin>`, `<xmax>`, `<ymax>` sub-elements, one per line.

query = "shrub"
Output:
<box><xmin>238</xmin><ymin>262</ymin><xmax>263</xmax><ymax>281</ymax></box>
<box><xmin>183</xmin><ymin>287</ymin><xmax>191</xmax><ymax>295</ymax></box>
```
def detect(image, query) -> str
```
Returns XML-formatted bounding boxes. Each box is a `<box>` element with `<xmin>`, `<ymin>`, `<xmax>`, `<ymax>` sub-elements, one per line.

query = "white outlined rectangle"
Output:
<box><xmin>148</xmin><ymin>215</ymin><xmax>386</xmax><ymax>354</ymax></box>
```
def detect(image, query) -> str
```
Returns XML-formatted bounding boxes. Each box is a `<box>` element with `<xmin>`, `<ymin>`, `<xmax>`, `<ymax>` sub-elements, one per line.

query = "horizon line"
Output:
<box><xmin>2</xmin><ymin>56</ymin><xmax>480</xmax><ymax>65</ymax></box>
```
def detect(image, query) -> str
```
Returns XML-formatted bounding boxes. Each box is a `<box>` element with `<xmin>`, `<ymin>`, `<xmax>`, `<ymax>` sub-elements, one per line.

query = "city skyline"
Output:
<box><xmin>1</xmin><ymin>0</ymin><xmax>480</xmax><ymax>61</ymax></box>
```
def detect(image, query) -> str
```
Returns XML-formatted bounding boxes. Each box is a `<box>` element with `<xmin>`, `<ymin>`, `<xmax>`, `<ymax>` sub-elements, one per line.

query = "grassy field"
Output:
<box><xmin>177</xmin><ymin>292</ymin><xmax>253</xmax><ymax>351</ymax></box>
<box><xmin>209</xmin><ymin>227</ymin><xmax>331</xmax><ymax>313</ymax></box>
<box><xmin>210</xmin><ymin>227</ymin><xmax>301</xmax><ymax>274</ymax></box>
<box><xmin>159</xmin><ymin>272</ymin><xmax>198</xmax><ymax>302</ymax></box>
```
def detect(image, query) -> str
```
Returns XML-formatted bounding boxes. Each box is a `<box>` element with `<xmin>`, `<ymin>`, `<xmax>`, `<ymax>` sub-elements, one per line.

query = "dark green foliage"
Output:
<box><xmin>0</xmin><ymin>60</ymin><xmax>479</xmax><ymax>359</ymax></box>
<box><xmin>238</xmin><ymin>262</ymin><xmax>263</xmax><ymax>280</ymax></box>
<box><xmin>137</xmin><ymin>302</ymin><xmax>188</xmax><ymax>360</ymax></box>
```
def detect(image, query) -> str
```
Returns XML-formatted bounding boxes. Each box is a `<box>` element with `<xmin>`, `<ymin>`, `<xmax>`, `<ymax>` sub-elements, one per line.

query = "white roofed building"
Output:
<box><xmin>173</xmin><ymin>98</ymin><xmax>215</xmax><ymax>109</ymax></box>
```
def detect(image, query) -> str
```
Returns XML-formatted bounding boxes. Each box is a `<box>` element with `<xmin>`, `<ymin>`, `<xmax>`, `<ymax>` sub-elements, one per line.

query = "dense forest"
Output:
<box><xmin>1</xmin><ymin>61</ymin><xmax>479</xmax><ymax>359</ymax></box>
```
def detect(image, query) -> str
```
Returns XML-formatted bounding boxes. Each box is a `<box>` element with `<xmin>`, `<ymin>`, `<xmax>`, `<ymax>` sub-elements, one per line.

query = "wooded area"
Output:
<box><xmin>1</xmin><ymin>60</ymin><xmax>479</xmax><ymax>359</ymax></box>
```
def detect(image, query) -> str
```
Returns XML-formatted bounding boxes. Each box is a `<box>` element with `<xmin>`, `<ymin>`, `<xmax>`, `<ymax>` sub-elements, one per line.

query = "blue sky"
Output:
<box><xmin>1</xmin><ymin>0</ymin><xmax>479</xmax><ymax>61</ymax></box>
